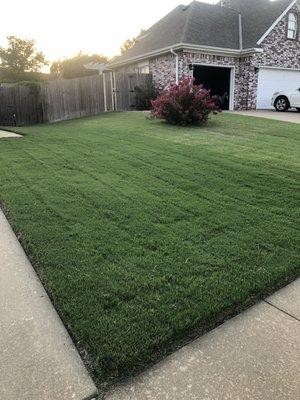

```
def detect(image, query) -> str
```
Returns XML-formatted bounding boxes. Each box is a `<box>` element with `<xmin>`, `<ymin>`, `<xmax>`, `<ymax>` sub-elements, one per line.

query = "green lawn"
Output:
<box><xmin>0</xmin><ymin>112</ymin><xmax>299</xmax><ymax>391</ymax></box>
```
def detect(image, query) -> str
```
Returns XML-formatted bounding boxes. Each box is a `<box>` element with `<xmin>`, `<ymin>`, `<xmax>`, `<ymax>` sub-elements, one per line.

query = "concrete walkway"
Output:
<box><xmin>0</xmin><ymin>129</ymin><xmax>22</xmax><ymax>138</ymax></box>
<box><xmin>107</xmin><ymin>279</ymin><xmax>300</xmax><ymax>400</ymax></box>
<box><xmin>0</xmin><ymin>210</ymin><xmax>97</xmax><ymax>400</ymax></box>
<box><xmin>229</xmin><ymin>110</ymin><xmax>300</xmax><ymax>124</ymax></box>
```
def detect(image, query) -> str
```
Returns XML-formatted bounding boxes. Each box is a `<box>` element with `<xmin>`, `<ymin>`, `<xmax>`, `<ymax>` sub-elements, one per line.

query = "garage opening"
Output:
<box><xmin>193</xmin><ymin>65</ymin><xmax>232</xmax><ymax>110</ymax></box>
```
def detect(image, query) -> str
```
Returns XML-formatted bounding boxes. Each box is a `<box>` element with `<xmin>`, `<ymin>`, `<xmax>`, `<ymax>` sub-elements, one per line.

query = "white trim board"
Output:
<box><xmin>254</xmin><ymin>66</ymin><xmax>300</xmax><ymax>72</ymax></box>
<box><xmin>191</xmin><ymin>62</ymin><xmax>235</xmax><ymax>68</ymax></box>
<box><xmin>257</xmin><ymin>0</ymin><xmax>298</xmax><ymax>45</ymax></box>
<box><xmin>110</xmin><ymin>44</ymin><xmax>263</xmax><ymax>68</ymax></box>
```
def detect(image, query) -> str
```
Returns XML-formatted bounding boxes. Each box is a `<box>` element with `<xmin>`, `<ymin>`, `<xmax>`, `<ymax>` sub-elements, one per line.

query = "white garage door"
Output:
<box><xmin>256</xmin><ymin>68</ymin><xmax>300</xmax><ymax>109</ymax></box>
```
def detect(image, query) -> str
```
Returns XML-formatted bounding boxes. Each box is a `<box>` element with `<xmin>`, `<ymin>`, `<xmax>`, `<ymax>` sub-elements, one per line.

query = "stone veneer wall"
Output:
<box><xmin>115</xmin><ymin>6</ymin><xmax>300</xmax><ymax>110</ymax></box>
<box><xmin>117</xmin><ymin>54</ymin><xmax>177</xmax><ymax>90</ymax></box>
<box><xmin>117</xmin><ymin>52</ymin><xmax>250</xmax><ymax>109</ymax></box>
<box><xmin>149</xmin><ymin>54</ymin><xmax>177</xmax><ymax>90</ymax></box>
<box><xmin>255</xmin><ymin>11</ymin><xmax>300</xmax><ymax>68</ymax></box>
<box><xmin>180</xmin><ymin>52</ymin><xmax>252</xmax><ymax>110</ymax></box>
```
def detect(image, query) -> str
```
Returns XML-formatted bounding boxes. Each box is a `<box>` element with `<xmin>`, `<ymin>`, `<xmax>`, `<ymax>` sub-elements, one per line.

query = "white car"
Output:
<box><xmin>272</xmin><ymin>88</ymin><xmax>300</xmax><ymax>112</ymax></box>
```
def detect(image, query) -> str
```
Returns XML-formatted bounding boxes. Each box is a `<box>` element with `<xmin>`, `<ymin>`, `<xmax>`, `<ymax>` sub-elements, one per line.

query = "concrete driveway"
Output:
<box><xmin>228</xmin><ymin>109</ymin><xmax>300</xmax><ymax>124</ymax></box>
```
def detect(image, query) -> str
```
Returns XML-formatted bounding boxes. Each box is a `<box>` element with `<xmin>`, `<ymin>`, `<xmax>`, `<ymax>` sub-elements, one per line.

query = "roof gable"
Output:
<box><xmin>256</xmin><ymin>0</ymin><xmax>299</xmax><ymax>45</ymax></box>
<box><xmin>239</xmin><ymin>0</ymin><xmax>294</xmax><ymax>48</ymax></box>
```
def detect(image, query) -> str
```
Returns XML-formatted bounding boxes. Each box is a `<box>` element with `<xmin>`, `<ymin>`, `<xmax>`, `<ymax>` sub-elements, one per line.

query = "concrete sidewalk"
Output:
<box><xmin>0</xmin><ymin>129</ymin><xmax>22</xmax><ymax>138</ymax></box>
<box><xmin>0</xmin><ymin>210</ymin><xmax>97</xmax><ymax>400</ymax></box>
<box><xmin>228</xmin><ymin>110</ymin><xmax>300</xmax><ymax>124</ymax></box>
<box><xmin>107</xmin><ymin>279</ymin><xmax>300</xmax><ymax>400</ymax></box>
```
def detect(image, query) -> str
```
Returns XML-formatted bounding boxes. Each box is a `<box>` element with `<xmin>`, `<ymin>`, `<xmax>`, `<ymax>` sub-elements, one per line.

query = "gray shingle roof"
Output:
<box><xmin>112</xmin><ymin>0</ymin><xmax>294</xmax><ymax>64</ymax></box>
<box><xmin>113</xmin><ymin>4</ymin><xmax>195</xmax><ymax>62</ymax></box>
<box><xmin>184</xmin><ymin>2</ymin><xmax>240</xmax><ymax>49</ymax></box>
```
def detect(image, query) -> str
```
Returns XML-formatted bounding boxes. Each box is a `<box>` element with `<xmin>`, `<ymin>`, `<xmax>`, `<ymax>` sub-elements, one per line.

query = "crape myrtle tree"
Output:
<box><xmin>151</xmin><ymin>77</ymin><xmax>220</xmax><ymax>125</ymax></box>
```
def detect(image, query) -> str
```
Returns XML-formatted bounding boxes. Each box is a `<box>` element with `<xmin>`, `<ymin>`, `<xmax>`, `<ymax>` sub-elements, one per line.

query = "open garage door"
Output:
<box><xmin>256</xmin><ymin>68</ymin><xmax>300</xmax><ymax>109</ymax></box>
<box><xmin>193</xmin><ymin>65</ymin><xmax>233</xmax><ymax>110</ymax></box>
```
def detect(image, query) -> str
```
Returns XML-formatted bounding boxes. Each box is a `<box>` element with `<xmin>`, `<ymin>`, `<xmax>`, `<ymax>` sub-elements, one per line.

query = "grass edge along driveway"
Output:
<box><xmin>0</xmin><ymin>112</ymin><xmax>299</xmax><ymax>392</ymax></box>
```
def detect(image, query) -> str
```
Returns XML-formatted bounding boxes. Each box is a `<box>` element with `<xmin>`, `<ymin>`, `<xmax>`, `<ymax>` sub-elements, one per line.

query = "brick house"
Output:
<box><xmin>110</xmin><ymin>0</ymin><xmax>300</xmax><ymax>110</ymax></box>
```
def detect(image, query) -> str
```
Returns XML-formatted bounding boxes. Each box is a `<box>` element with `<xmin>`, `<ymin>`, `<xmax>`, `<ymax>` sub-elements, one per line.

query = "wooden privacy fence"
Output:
<box><xmin>0</xmin><ymin>72</ymin><xmax>152</xmax><ymax>126</ymax></box>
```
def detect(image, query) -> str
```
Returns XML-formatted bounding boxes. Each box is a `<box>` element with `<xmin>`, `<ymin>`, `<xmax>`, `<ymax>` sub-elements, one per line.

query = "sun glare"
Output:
<box><xmin>0</xmin><ymin>0</ymin><xmax>218</xmax><ymax>66</ymax></box>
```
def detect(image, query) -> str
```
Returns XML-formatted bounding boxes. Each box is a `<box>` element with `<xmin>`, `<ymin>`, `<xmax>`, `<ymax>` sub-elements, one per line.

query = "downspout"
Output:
<box><xmin>170</xmin><ymin>48</ymin><xmax>179</xmax><ymax>84</ymax></box>
<box><xmin>238</xmin><ymin>13</ymin><xmax>243</xmax><ymax>110</ymax></box>
<box><xmin>238</xmin><ymin>14</ymin><xmax>243</xmax><ymax>50</ymax></box>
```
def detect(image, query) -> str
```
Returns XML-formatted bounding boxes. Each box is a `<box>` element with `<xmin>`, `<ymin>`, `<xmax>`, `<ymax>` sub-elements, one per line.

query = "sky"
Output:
<box><xmin>0</xmin><ymin>0</ymin><xmax>219</xmax><ymax>66</ymax></box>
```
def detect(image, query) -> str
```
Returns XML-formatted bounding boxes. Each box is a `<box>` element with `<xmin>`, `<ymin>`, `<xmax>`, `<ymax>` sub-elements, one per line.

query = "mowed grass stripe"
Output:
<box><xmin>0</xmin><ymin>112</ymin><xmax>299</xmax><ymax>390</ymax></box>
<box><xmin>18</xmin><ymin>133</ymin><xmax>298</xmax><ymax>216</ymax></box>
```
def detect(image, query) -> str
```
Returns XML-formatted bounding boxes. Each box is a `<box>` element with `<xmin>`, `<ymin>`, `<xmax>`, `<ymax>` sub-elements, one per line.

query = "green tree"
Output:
<box><xmin>0</xmin><ymin>36</ymin><xmax>47</xmax><ymax>73</ymax></box>
<box><xmin>50</xmin><ymin>52</ymin><xmax>108</xmax><ymax>79</ymax></box>
<box><xmin>121</xmin><ymin>29</ymin><xmax>146</xmax><ymax>54</ymax></box>
<box><xmin>50</xmin><ymin>61</ymin><xmax>63</xmax><ymax>77</ymax></box>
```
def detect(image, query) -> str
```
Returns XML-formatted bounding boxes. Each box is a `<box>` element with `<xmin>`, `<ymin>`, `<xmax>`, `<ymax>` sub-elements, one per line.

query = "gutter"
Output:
<box><xmin>170</xmin><ymin>48</ymin><xmax>179</xmax><ymax>84</ymax></box>
<box><xmin>109</xmin><ymin>43</ymin><xmax>263</xmax><ymax>69</ymax></box>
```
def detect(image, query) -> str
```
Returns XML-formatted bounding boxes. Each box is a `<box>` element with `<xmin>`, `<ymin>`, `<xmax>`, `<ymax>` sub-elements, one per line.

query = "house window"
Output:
<box><xmin>137</xmin><ymin>61</ymin><xmax>150</xmax><ymax>74</ymax></box>
<box><xmin>139</xmin><ymin>65</ymin><xmax>150</xmax><ymax>74</ymax></box>
<box><xmin>287</xmin><ymin>13</ymin><xmax>297</xmax><ymax>39</ymax></box>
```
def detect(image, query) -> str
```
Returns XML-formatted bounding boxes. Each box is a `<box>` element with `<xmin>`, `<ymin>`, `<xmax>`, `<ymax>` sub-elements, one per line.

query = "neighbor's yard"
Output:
<box><xmin>0</xmin><ymin>112</ymin><xmax>299</xmax><ymax>390</ymax></box>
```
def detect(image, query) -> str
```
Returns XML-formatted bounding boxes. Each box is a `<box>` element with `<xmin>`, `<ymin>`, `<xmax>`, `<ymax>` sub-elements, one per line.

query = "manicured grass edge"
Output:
<box><xmin>1</xmin><ymin>197</ymin><xmax>298</xmax><ymax>395</ymax></box>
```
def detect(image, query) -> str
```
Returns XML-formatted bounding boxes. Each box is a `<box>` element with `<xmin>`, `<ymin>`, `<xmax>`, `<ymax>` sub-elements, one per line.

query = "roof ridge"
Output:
<box><xmin>142</xmin><ymin>4</ymin><xmax>186</xmax><ymax>36</ymax></box>
<box><xmin>194</xmin><ymin>0</ymin><xmax>241</xmax><ymax>14</ymax></box>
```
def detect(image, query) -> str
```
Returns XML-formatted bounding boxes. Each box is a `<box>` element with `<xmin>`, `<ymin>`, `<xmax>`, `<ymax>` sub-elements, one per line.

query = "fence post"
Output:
<box><xmin>103</xmin><ymin>73</ymin><xmax>107</xmax><ymax>112</ymax></box>
<box><xmin>113</xmin><ymin>72</ymin><xmax>118</xmax><ymax>111</ymax></box>
<box><xmin>110</xmin><ymin>72</ymin><xmax>115</xmax><ymax>111</ymax></box>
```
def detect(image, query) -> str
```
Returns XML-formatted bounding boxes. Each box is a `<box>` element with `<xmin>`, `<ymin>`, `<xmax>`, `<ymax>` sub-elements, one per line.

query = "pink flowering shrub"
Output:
<box><xmin>151</xmin><ymin>77</ymin><xmax>219</xmax><ymax>125</ymax></box>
